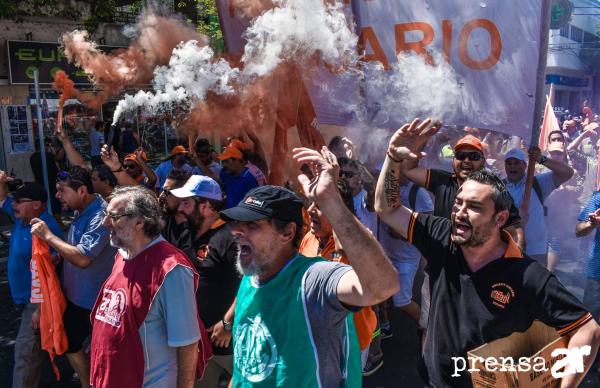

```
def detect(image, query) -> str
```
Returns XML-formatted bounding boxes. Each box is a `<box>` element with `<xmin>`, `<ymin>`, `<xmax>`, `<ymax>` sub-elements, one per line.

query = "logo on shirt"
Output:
<box><xmin>95</xmin><ymin>288</ymin><xmax>127</xmax><ymax>327</ymax></box>
<box><xmin>490</xmin><ymin>283</ymin><xmax>515</xmax><ymax>309</ymax></box>
<box><xmin>234</xmin><ymin>315</ymin><xmax>278</xmax><ymax>382</ymax></box>
<box><xmin>245</xmin><ymin>197</ymin><xmax>264</xmax><ymax>208</ymax></box>
<box><xmin>196</xmin><ymin>244</ymin><xmax>210</xmax><ymax>261</ymax></box>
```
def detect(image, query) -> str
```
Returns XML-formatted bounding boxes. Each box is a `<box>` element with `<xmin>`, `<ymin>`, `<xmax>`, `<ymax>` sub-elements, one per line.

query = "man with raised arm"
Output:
<box><xmin>221</xmin><ymin>147</ymin><xmax>399</xmax><ymax>387</ymax></box>
<box><xmin>375</xmin><ymin>118</ymin><xmax>600</xmax><ymax>388</ymax></box>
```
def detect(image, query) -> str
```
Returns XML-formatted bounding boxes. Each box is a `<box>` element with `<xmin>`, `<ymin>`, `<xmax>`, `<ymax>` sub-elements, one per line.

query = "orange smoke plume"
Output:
<box><xmin>61</xmin><ymin>11</ymin><xmax>208</xmax><ymax>109</ymax></box>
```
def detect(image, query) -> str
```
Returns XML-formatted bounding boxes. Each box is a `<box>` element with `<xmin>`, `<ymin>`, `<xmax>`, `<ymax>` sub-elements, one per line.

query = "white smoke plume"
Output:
<box><xmin>241</xmin><ymin>0</ymin><xmax>357</xmax><ymax>77</ymax></box>
<box><xmin>112</xmin><ymin>0</ymin><xmax>357</xmax><ymax>123</ymax></box>
<box><xmin>113</xmin><ymin>42</ymin><xmax>239</xmax><ymax>124</ymax></box>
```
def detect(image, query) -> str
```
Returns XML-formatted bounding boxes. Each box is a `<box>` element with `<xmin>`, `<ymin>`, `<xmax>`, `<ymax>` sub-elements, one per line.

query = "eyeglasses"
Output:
<box><xmin>455</xmin><ymin>151</ymin><xmax>483</xmax><ymax>161</ymax></box>
<box><xmin>102</xmin><ymin>210</ymin><xmax>134</xmax><ymax>222</ymax></box>
<box><xmin>339</xmin><ymin>170</ymin><xmax>358</xmax><ymax>178</ymax></box>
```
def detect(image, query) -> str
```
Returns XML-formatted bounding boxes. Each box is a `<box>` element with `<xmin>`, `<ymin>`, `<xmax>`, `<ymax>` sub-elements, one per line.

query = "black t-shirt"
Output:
<box><xmin>184</xmin><ymin>221</ymin><xmax>240</xmax><ymax>356</ymax></box>
<box><xmin>161</xmin><ymin>213</ymin><xmax>190</xmax><ymax>250</ymax></box>
<box><xmin>426</xmin><ymin>169</ymin><xmax>521</xmax><ymax>227</ymax></box>
<box><xmin>407</xmin><ymin>212</ymin><xmax>591</xmax><ymax>387</ymax></box>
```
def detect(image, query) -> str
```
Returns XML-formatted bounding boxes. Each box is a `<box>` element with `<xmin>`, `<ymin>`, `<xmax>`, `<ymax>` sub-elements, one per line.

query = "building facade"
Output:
<box><xmin>547</xmin><ymin>0</ymin><xmax>600</xmax><ymax>115</ymax></box>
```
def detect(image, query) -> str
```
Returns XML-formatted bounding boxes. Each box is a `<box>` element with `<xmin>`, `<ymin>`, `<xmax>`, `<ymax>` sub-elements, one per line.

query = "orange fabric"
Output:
<box><xmin>454</xmin><ymin>134</ymin><xmax>483</xmax><ymax>153</ymax></box>
<box><xmin>217</xmin><ymin>145</ymin><xmax>244</xmax><ymax>161</ymax></box>
<box><xmin>299</xmin><ymin>232</ymin><xmax>377</xmax><ymax>350</ymax></box>
<box><xmin>31</xmin><ymin>235</ymin><xmax>68</xmax><ymax>380</ymax></box>
<box><xmin>171</xmin><ymin>145</ymin><xmax>187</xmax><ymax>156</ymax></box>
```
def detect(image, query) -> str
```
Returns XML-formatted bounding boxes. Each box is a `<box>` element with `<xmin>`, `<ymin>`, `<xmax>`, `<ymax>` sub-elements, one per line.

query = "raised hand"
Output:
<box><xmin>0</xmin><ymin>170</ymin><xmax>14</xmax><ymax>184</ymax></box>
<box><xmin>101</xmin><ymin>145</ymin><xmax>121</xmax><ymax>171</ymax></box>
<box><xmin>529</xmin><ymin>146</ymin><xmax>542</xmax><ymax>163</ymax></box>
<box><xmin>387</xmin><ymin>118</ymin><xmax>440</xmax><ymax>161</ymax></box>
<box><xmin>292</xmin><ymin>147</ymin><xmax>339</xmax><ymax>204</ymax></box>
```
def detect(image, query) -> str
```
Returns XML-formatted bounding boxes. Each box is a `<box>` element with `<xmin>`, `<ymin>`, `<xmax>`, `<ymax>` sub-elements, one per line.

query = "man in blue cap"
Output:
<box><xmin>170</xmin><ymin>175</ymin><xmax>239</xmax><ymax>387</ymax></box>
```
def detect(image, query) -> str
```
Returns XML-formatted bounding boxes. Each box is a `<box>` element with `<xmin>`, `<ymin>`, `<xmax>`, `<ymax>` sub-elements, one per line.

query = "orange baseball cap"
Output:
<box><xmin>454</xmin><ymin>135</ymin><xmax>484</xmax><ymax>153</ymax></box>
<box><xmin>171</xmin><ymin>145</ymin><xmax>187</xmax><ymax>156</ymax></box>
<box><xmin>218</xmin><ymin>146</ymin><xmax>243</xmax><ymax>161</ymax></box>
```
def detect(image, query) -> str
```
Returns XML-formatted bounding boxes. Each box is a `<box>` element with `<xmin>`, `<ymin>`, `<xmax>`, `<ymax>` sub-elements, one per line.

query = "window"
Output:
<box><xmin>560</xmin><ymin>25</ymin><xmax>570</xmax><ymax>38</ymax></box>
<box><xmin>570</xmin><ymin>25</ymin><xmax>584</xmax><ymax>43</ymax></box>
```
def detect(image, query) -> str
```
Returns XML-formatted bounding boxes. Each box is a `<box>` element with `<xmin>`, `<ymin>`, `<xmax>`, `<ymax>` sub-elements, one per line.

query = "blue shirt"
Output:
<box><xmin>220</xmin><ymin>167</ymin><xmax>259</xmax><ymax>209</ymax></box>
<box><xmin>154</xmin><ymin>160</ymin><xmax>195</xmax><ymax>189</ymax></box>
<box><xmin>578</xmin><ymin>191</ymin><xmax>600</xmax><ymax>280</ymax></box>
<box><xmin>63</xmin><ymin>195</ymin><xmax>116</xmax><ymax>310</ymax></box>
<box><xmin>3</xmin><ymin>197</ymin><xmax>63</xmax><ymax>304</ymax></box>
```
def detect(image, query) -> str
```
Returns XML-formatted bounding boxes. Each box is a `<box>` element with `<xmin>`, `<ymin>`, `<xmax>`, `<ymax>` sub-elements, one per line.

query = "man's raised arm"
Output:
<box><xmin>292</xmin><ymin>147</ymin><xmax>399</xmax><ymax>307</ymax></box>
<box><xmin>375</xmin><ymin>118</ymin><xmax>439</xmax><ymax>237</ymax></box>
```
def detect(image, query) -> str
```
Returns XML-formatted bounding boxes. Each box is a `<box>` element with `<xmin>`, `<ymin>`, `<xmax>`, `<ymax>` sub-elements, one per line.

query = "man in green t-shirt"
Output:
<box><xmin>220</xmin><ymin>147</ymin><xmax>399</xmax><ymax>387</ymax></box>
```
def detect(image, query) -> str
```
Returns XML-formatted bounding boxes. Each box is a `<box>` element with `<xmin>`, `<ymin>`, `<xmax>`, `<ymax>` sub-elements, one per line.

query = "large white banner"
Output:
<box><xmin>217</xmin><ymin>0</ymin><xmax>545</xmax><ymax>142</ymax></box>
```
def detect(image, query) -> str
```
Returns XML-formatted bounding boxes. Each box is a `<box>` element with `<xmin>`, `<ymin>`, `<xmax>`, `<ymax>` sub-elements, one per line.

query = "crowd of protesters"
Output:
<box><xmin>2</xmin><ymin>101</ymin><xmax>600</xmax><ymax>388</ymax></box>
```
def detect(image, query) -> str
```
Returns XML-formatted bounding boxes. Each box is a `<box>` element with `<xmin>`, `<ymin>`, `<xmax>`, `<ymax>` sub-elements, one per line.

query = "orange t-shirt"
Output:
<box><xmin>299</xmin><ymin>232</ymin><xmax>377</xmax><ymax>350</ymax></box>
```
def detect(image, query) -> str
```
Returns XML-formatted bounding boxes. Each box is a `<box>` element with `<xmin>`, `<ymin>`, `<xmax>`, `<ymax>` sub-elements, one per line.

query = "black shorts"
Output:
<box><xmin>63</xmin><ymin>300</ymin><xmax>92</xmax><ymax>353</ymax></box>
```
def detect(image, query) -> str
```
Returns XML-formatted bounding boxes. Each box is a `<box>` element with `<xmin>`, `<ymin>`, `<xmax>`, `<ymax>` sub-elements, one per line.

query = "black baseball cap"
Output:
<box><xmin>14</xmin><ymin>182</ymin><xmax>48</xmax><ymax>203</ymax></box>
<box><xmin>220</xmin><ymin>185</ymin><xmax>304</xmax><ymax>226</ymax></box>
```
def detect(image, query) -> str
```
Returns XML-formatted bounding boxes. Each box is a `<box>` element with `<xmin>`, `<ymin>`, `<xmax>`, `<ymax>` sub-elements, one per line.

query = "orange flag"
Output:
<box><xmin>539</xmin><ymin>84</ymin><xmax>560</xmax><ymax>151</ymax></box>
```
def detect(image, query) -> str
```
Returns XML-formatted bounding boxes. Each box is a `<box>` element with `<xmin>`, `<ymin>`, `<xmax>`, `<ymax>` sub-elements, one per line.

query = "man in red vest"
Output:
<box><xmin>90</xmin><ymin>185</ymin><xmax>210</xmax><ymax>388</ymax></box>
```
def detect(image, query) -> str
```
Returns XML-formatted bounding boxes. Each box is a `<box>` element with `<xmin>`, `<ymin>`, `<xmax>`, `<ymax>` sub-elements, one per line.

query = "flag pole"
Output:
<box><xmin>33</xmin><ymin>69</ymin><xmax>53</xmax><ymax>215</ymax></box>
<box><xmin>521</xmin><ymin>0</ymin><xmax>552</xmax><ymax>216</ymax></box>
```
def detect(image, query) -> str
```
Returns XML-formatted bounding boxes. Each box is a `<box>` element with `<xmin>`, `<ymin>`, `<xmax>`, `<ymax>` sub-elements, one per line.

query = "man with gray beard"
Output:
<box><xmin>170</xmin><ymin>175</ymin><xmax>240</xmax><ymax>387</ymax></box>
<box><xmin>89</xmin><ymin>185</ymin><xmax>210</xmax><ymax>387</ymax></box>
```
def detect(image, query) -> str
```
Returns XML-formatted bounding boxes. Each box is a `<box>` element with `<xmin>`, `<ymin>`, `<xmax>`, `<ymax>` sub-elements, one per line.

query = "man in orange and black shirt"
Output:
<box><xmin>376</xmin><ymin>119</ymin><xmax>600</xmax><ymax>387</ymax></box>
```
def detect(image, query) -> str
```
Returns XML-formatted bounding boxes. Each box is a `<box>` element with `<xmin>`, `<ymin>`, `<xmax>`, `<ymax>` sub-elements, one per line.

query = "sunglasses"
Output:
<box><xmin>455</xmin><ymin>151</ymin><xmax>483</xmax><ymax>161</ymax></box>
<box><xmin>339</xmin><ymin>170</ymin><xmax>358</xmax><ymax>179</ymax></box>
<box><xmin>102</xmin><ymin>210</ymin><xmax>134</xmax><ymax>222</ymax></box>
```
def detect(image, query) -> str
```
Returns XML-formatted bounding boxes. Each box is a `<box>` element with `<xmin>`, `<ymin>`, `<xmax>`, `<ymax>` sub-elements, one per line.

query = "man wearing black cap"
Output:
<box><xmin>0</xmin><ymin>173</ymin><xmax>63</xmax><ymax>388</ymax></box>
<box><xmin>221</xmin><ymin>147</ymin><xmax>399</xmax><ymax>387</ymax></box>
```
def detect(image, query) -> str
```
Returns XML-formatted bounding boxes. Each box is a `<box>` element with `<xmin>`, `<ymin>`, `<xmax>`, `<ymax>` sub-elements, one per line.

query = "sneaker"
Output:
<box><xmin>380</xmin><ymin>325</ymin><xmax>393</xmax><ymax>340</ymax></box>
<box><xmin>362</xmin><ymin>355</ymin><xmax>384</xmax><ymax>376</ymax></box>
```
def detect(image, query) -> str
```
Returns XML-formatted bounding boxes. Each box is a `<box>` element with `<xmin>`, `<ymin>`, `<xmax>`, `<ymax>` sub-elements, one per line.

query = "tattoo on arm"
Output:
<box><xmin>384</xmin><ymin>169</ymin><xmax>401</xmax><ymax>208</ymax></box>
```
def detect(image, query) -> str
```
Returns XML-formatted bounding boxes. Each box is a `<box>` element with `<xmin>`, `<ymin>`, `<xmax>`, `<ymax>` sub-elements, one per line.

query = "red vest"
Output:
<box><xmin>90</xmin><ymin>240</ymin><xmax>211</xmax><ymax>388</ymax></box>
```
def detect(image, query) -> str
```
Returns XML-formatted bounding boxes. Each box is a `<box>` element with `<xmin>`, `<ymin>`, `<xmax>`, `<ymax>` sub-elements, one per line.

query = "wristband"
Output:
<box><xmin>386</xmin><ymin>152</ymin><xmax>402</xmax><ymax>163</ymax></box>
<box><xmin>222</xmin><ymin>318</ymin><xmax>233</xmax><ymax>332</ymax></box>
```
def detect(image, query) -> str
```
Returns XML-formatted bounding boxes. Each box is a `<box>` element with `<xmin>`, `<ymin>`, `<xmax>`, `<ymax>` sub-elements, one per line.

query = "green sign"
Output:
<box><xmin>550</xmin><ymin>0</ymin><xmax>573</xmax><ymax>29</ymax></box>
<box><xmin>7</xmin><ymin>40</ymin><xmax>121</xmax><ymax>85</ymax></box>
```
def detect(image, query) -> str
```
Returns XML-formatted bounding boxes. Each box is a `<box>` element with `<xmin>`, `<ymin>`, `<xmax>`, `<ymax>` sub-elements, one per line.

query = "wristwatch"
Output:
<box><xmin>539</xmin><ymin>155</ymin><xmax>548</xmax><ymax>165</ymax></box>
<box><xmin>222</xmin><ymin>318</ymin><xmax>233</xmax><ymax>332</ymax></box>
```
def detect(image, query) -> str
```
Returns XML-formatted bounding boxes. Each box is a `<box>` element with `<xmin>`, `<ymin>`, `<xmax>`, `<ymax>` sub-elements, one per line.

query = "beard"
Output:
<box><xmin>451</xmin><ymin>218</ymin><xmax>495</xmax><ymax>248</ymax></box>
<box><xmin>185</xmin><ymin>205</ymin><xmax>205</xmax><ymax>230</ymax></box>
